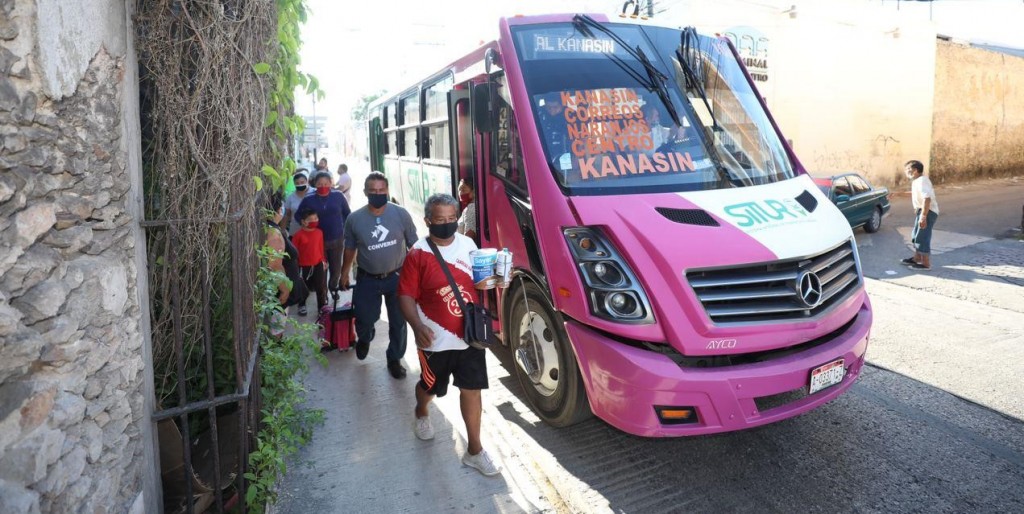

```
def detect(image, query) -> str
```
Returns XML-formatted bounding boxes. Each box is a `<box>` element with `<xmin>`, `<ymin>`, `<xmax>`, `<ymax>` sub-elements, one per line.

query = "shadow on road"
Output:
<box><xmin>488</xmin><ymin>347</ymin><xmax>1024</xmax><ymax>513</ymax></box>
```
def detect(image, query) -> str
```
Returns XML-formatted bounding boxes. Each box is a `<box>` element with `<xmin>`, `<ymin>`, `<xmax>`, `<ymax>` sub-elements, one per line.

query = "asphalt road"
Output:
<box><xmin>480</xmin><ymin>176</ymin><xmax>1024</xmax><ymax>513</ymax></box>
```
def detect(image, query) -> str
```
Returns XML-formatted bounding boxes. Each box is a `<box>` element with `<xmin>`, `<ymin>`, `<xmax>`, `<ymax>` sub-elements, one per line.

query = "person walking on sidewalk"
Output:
<box><xmin>397</xmin><ymin>193</ymin><xmax>501</xmax><ymax>477</ymax></box>
<box><xmin>335</xmin><ymin>163</ymin><xmax>353</xmax><ymax>204</ymax></box>
<box><xmin>901</xmin><ymin>160</ymin><xmax>940</xmax><ymax>271</ymax></box>
<box><xmin>298</xmin><ymin>172</ymin><xmax>351</xmax><ymax>291</ymax></box>
<box><xmin>281</xmin><ymin>170</ymin><xmax>310</xmax><ymax>235</ymax></box>
<box><xmin>340</xmin><ymin>172</ymin><xmax>418</xmax><ymax>378</ymax></box>
<box><xmin>291</xmin><ymin>208</ymin><xmax>328</xmax><ymax>318</ymax></box>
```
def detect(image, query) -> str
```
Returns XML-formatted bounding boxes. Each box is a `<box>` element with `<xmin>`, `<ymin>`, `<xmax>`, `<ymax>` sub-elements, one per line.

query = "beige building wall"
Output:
<box><xmin>930</xmin><ymin>40</ymin><xmax>1024</xmax><ymax>184</ymax></box>
<box><xmin>662</xmin><ymin>0</ymin><xmax>938</xmax><ymax>187</ymax></box>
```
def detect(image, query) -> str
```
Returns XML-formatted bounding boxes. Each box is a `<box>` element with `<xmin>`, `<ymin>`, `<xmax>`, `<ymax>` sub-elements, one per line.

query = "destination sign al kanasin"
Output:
<box><xmin>534</xmin><ymin>35</ymin><xmax>615</xmax><ymax>54</ymax></box>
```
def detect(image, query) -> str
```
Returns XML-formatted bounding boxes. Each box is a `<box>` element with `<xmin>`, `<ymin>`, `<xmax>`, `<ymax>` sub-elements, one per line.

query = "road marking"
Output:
<box><xmin>896</xmin><ymin>227</ymin><xmax>991</xmax><ymax>255</ymax></box>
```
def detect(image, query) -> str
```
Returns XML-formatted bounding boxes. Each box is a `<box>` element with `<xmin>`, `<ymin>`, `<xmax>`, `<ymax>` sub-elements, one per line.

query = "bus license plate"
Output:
<box><xmin>809</xmin><ymin>359</ymin><xmax>845</xmax><ymax>394</ymax></box>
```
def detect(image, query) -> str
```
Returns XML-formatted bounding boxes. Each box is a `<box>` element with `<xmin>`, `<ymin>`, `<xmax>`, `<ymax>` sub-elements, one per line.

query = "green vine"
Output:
<box><xmin>244</xmin><ymin>245</ymin><xmax>325</xmax><ymax>512</ymax></box>
<box><xmin>243</xmin><ymin>0</ymin><xmax>326</xmax><ymax>511</ymax></box>
<box><xmin>255</xmin><ymin>0</ymin><xmax>323</xmax><ymax>193</ymax></box>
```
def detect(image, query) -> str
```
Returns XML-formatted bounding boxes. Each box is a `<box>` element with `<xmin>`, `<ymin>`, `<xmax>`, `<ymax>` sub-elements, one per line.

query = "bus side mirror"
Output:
<box><xmin>472</xmin><ymin>82</ymin><xmax>493</xmax><ymax>133</ymax></box>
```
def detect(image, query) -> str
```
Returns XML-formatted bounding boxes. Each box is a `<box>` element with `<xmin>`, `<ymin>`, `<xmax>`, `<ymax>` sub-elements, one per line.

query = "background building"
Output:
<box><xmin>660</xmin><ymin>0</ymin><xmax>1024</xmax><ymax>186</ymax></box>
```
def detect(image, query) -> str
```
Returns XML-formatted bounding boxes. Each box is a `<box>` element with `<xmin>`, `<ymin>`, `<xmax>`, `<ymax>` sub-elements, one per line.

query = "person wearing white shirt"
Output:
<box><xmin>335</xmin><ymin>163</ymin><xmax>352</xmax><ymax>203</ymax></box>
<box><xmin>901</xmin><ymin>160</ymin><xmax>940</xmax><ymax>271</ymax></box>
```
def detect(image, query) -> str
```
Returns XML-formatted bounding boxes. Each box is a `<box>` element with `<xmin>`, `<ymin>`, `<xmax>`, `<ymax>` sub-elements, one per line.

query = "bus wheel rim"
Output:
<box><xmin>518</xmin><ymin>309</ymin><xmax>560</xmax><ymax>397</ymax></box>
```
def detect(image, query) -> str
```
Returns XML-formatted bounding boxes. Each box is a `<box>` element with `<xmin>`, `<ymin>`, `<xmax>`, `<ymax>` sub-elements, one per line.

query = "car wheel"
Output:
<box><xmin>865</xmin><ymin>206</ymin><xmax>882</xmax><ymax>233</ymax></box>
<box><xmin>508</xmin><ymin>281</ymin><xmax>592</xmax><ymax>427</ymax></box>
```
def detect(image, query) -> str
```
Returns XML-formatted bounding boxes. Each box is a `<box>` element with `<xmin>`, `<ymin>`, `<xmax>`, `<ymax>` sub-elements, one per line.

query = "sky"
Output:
<box><xmin>295</xmin><ymin>0</ymin><xmax>1024</xmax><ymax>133</ymax></box>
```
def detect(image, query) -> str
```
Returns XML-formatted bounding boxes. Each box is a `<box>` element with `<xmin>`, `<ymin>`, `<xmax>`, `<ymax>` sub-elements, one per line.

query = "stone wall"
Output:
<box><xmin>0</xmin><ymin>0</ymin><xmax>155</xmax><ymax>513</ymax></box>
<box><xmin>930</xmin><ymin>40</ymin><xmax>1024</xmax><ymax>184</ymax></box>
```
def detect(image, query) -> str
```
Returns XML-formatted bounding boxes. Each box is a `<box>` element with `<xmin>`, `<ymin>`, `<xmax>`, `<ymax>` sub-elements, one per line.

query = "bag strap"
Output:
<box><xmin>426</xmin><ymin>238</ymin><xmax>470</xmax><ymax>315</ymax></box>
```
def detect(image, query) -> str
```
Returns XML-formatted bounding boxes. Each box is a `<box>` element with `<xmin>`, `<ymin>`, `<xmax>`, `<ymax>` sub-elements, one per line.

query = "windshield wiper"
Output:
<box><xmin>673</xmin><ymin>27</ymin><xmax>749</xmax><ymax>187</ymax></box>
<box><xmin>676</xmin><ymin>27</ymin><xmax>719</xmax><ymax>132</ymax></box>
<box><xmin>571</xmin><ymin>14</ymin><xmax>682</xmax><ymax>126</ymax></box>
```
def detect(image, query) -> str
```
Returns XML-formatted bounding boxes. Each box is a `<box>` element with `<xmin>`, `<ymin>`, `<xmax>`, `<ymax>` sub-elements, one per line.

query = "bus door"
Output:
<box><xmin>471</xmin><ymin>74</ymin><xmax>540</xmax><ymax>331</ymax></box>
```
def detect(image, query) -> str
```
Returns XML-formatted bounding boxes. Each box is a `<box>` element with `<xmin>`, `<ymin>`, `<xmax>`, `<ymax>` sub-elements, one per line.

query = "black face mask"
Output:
<box><xmin>295</xmin><ymin>184</ymin><xmax>308</xmax><ymax>191</ymax></box>
<box><xmin>367</xmin><ymin>193</ymin><xmax>388</xmax><ymax>208</ymax></box>
<box><xmin>428</xmin><ymin>221</ymin><xmax>459</xmax><ymax>240</ymax></box>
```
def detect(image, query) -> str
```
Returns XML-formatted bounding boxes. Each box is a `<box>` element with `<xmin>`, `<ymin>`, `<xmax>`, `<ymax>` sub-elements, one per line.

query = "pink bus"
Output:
<box><xmin>368</xmin><ymin>13</ymin><xmax>870</xmax><ymax>436</ymax></box>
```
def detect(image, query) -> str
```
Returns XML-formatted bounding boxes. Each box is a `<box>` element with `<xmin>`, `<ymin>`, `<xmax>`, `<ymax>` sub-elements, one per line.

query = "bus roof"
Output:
<box><xmin>367</xmin><ymin>13</ymin><xmax>690</xmax><ymax>111</ymax></box>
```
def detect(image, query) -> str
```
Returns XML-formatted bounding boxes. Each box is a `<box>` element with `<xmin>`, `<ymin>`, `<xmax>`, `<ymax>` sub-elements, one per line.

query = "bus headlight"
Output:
<box><xmin>564</xmin><ymin>227</ymin><xmax>654</xmax><ymax>324</ymax></box>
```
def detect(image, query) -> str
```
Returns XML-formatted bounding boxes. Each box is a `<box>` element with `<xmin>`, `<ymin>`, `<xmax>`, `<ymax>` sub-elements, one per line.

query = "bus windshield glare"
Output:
<box><xmin>512</xmin><ymin>23</ymin><xmax>796</xmax><ymax>195</ymax></box>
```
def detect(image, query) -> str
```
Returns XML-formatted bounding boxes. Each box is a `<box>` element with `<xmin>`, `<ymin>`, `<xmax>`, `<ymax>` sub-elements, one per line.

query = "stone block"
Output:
<box><xmin>66</xmin><ymin>257</ymin><xmax>128</xmax><ymax>317</ymax></box>
<box><xmin>0</xmin><ymin>427</ymin><xmax>64</xmax><ymax>484</ymax></box>
<box><xmin>56</xmin><ymin>193</ymin><xmax>96</xmax><ymax>220</ymax></box>
<box><xmin>2</xmin><ymin>134</ymin><xmax>27</xmax><ymax>153</ymax></box>
<box><xmin>83</xmin><ymin>340</ymin><xmax>115</xmax><ymax>376</ymax></box>
<box><xmin>11</xmin><ymin>279</ymin><xmax>69</xmax><ymax>325</ymax></box>
<box><xmin>0</xmin><ymin>79</ymin><xmax>17</xmax><ymax>111</ymax></box>
<box><xmin>93</xmin><ymin>411</ymin><xmax>110</xmax><ymax>428</ymax></box>
<box><xmin>0</xmin><ymin>329</ymin><xmax>44</xmax><ymax>384</ymax></box>
<box><xmin>13</xmin><ymin>91</ymin><xmax>36</xmax><ymax>124</ymax></box>
<box><xmin>0</xmin><ymin>244</ymin><xmax>60</xmax><ymax>296</ymax></box>
<box><xmin>36</xmin><ymin>446</ymin><xmax>86</xmax><ymax>496</ymax></box>
<box><xmin>38</xmin><ymin>316</ymin><xmax>81</xmax><ymax>349</ymax></box>
<box><xmin>18</xmin><ymin>385</ymin><xmax>56</xmax><ymax>434</ymax></box>
<box><xmin>83</xmin><ymin>380</ymin><xmax>102</xmax><ymax>400</ymax></box>
<box><xmin>0</xmin><ymin>178</ymin><xmax>13</xmax><ymax>204</ymax></box>
<box><xmin>0</xmin><ymin>17</ymin><xmax>17</xmax><ymax>40</ymax></box>
<box><xmin>50</xmin><ymin>392</ymin><xmax>87</xmax><ymax>427</ymax></box>
<box><xmin>0</xmin><ymin>299</ymin><xmax>22</xmax><ymax>337</ymax></box>
<box><xmin>0</xmin><ymin>479</ymin><xmax>41</xmax><ymax>514</ymax></box>
<box><xmin>34</xmin><ymin>366</ymin><xmax>87</xmax><ymax>397</ymax></box>
<box><xmin>0</xmin><ymin>46</ymin><xmax>17</xmax><ymax>74</ymax></box>
<box><xmin>40</xmin><ymin>336</ymin><xmax>90</xmax><ymax>366</ymax></box>
<box><xmin>12</xmin><ymin>202</ymin><xmax>56</xmax><ymax>248</ymax></box>
<box><xmin>44</xmin><ymin>225</ymin><xmax>93</xmax><ymax>254</ymax></box>
<box><xmin>0</xmin><ymin>381</ymin><xmax>31</xmax><ymax>453</ymax></box>
<box><xmin>65</xmin><ymin>475</ymin><xmax>92</xmax><ymax>510</ymax></box>
<box><xmin>82</xmin><ymin>421</ymin><xmax>102</xmax><ymax>463</ymax></box>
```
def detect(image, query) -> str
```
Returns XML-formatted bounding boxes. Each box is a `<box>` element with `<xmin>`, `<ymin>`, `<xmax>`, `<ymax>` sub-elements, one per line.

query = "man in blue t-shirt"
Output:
<box><xmin>298</xmin><ymin>172</ymin><xmax>351</xmax><ymax>291</ymax></box>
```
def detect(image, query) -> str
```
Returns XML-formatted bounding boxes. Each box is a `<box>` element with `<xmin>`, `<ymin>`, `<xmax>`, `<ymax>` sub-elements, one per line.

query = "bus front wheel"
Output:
<box><xmin>508</xmin><ymin>281</ymin><xmax>592</xmax><ymax>427</ymax></box>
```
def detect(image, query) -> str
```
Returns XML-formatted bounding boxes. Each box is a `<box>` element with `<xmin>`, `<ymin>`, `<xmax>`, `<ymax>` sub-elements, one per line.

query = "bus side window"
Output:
<box><xmin>492</xmin><ymin>95</ymin><xmax>528</xmax><ymax>195</ymax></box>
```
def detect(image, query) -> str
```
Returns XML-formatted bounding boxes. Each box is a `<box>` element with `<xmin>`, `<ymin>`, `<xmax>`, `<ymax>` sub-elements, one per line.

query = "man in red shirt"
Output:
<box><xmin>291</xmin><ymin>208</ymin><xmax>327</xmax><ymax>316</ymax></box>
<box><xmin>398</xmin><ymin>194</ymin><xmax>501</xmax><ymax>477</ymax></box>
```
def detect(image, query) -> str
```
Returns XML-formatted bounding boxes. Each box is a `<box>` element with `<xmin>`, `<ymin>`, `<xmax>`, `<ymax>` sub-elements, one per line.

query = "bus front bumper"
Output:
<box><xmin>565</xmin><ymin>304</ymin><xmax>871</xmax><ymax>437</ymax></box>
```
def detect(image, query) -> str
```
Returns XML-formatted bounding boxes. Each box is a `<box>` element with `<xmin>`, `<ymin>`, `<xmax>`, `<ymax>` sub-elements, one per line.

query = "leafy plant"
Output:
<box><xmin>244</xmin><ymin>245</ymin><xmax>325</xmax><ymax>512</ymax></box>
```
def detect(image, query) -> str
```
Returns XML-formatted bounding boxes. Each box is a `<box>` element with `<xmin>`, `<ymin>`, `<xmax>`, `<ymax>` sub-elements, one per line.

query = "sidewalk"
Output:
<box><xmin>272</xmin><ymin>315</ymin><xmax>561</xmax><ymax>514</ymax></box>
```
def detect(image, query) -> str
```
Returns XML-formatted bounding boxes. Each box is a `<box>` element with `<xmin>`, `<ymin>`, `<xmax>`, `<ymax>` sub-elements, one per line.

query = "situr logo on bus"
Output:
<box><xmin>723</xmin><ymin>198</ymin><xmax>808</xmax><ymax>227</ymax></box>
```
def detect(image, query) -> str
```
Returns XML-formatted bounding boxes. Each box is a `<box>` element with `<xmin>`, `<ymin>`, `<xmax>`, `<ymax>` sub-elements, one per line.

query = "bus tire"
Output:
<box><xmin>508</xmin><ymin>281</ymin><xmax>592</xmax><ymax>428</ymax></box>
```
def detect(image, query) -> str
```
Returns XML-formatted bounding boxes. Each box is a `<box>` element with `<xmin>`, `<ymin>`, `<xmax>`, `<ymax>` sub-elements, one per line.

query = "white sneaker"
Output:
<box><xmin>414</xmin><ymin>416</ymin><xmax>434</xmax><ymax>440</ymax></box>
<box><xmin>462</xmin><ymin>448</ymin><xmax>501</xmax><ymax>477</ymax></box>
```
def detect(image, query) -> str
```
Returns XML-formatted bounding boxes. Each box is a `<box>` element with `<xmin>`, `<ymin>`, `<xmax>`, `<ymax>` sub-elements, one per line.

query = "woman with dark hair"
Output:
<box><xmin>297</xmin><ymin>172</ymin><xmax>351</xmax><ymax>291</ymax></box>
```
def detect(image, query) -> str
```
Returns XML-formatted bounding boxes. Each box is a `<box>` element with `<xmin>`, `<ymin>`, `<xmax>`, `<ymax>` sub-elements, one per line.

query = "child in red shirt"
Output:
<box><xmin>291</xmin><ymin>209</ymin><xmax>327</xmax><ymax>316</ymax></box>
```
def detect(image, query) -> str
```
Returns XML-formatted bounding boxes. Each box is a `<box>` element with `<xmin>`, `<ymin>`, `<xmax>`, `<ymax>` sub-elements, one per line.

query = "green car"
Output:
<box><xmin>814</xmin><ymin>173</ymin><xmax>891</xmax><ymax>233</ymax></box>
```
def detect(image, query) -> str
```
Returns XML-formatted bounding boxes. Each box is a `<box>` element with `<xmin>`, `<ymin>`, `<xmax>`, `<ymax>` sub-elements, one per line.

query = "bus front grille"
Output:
<box><xmin>686</xmin><ymin>240</ymin><xmax>861</xmax><ymax>324</ymax></box>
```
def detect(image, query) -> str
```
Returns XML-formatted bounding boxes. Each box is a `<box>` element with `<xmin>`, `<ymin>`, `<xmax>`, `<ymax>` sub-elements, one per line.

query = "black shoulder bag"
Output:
<box><xmin>426</xmin><ymin>238</ymin><xmax>495</xmax><ymax>350</ymax></box>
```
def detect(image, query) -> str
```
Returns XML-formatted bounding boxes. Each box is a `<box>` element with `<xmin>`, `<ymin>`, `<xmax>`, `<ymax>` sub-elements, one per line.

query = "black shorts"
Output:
<box><xmin>417</xmin><ymin>347</ymin><xmax>488</xmax><ymax>398</ymax></box>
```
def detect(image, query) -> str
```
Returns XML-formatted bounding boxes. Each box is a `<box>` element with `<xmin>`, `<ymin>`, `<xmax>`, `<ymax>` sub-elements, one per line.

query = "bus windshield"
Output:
<box><xmin>512</xmin><ymin>22</ymin><xmax>795</xmax><ymax>195</ymax></box>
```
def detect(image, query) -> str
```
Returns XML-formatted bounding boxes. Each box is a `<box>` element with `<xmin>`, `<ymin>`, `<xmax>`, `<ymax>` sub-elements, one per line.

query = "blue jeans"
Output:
<box><xmin>353</xmin><ymin>272</ymin><xmax>407</xmax><ymax>362</ymax></box>
<box><xmin>911</xmin><ymin>209</ymin><xmax>939</xmax><ymax>254</ymax></box>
